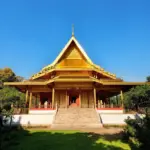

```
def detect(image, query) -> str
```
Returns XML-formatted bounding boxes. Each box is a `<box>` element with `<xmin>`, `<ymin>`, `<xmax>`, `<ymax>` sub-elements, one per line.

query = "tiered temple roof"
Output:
<box><xmin>31</xmin><ymin>36</ymin><xmax>116</xmax><ymax>80</ymax></box>
<box><xmin>4</xmin><ymin>34</ymin><xmax>150</xmax><ymax>91</ymax></box>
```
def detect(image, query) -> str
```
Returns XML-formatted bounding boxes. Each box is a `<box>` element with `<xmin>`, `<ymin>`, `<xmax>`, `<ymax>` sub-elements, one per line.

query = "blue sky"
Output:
<box><xmin>0</xmin><ymin>0</ymin><xmax>150</xmax><ymax>81</ymax></box>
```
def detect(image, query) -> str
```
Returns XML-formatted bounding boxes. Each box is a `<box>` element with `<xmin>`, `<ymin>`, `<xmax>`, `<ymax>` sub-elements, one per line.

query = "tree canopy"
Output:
<box><xmin>0</xmin><ymin>68</ymin><xmax>16</xmax><ymax>82</ymax></box>
<box><xmin>124</xmin><ymin>84</ymin><xmax>150</xmax><ymax>112</ymax></box>
<box><xmin>146</xmin><ymin>76</ymin><xmax>150</xmax><ymax>82</ymax></box>
<box><xmin>0</xmin><ymin>68</ymin><xmax>24</xmax><ymax>83</ymax></box>
<box><xmin>0</xmin><ymin>86</ymin><xmax>25</xmax><ymax>106</ymax></box>
<box><xmin>0</xmin><ymin>67</ymin><xmax>25</xmax><ymax>108</ymax></box>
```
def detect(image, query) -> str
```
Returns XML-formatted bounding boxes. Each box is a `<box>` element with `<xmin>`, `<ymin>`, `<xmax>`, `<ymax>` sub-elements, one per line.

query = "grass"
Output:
<box><xmin>3</xmin><ymin>128</ymin><xmax>131</xmax><ymax>150</ymax></box>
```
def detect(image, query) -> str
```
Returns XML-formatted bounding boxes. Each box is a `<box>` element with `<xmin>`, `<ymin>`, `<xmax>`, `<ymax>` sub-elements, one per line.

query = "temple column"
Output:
<box><xmin>116</xmin><ymin>95</ymin><xmax>119</xmax><ymax>107</ymax></box>
<box><xmin>120</xmin><ymin>90</ymin><xmax>124</xmax><ymax>108</ymax></box>
<box><xmin>29</xmin><ymin>92</ymin><xmax>32</xmax><ymax>109</ymax></box>
<box><xmin>25</xmin><ymin>90</ymin><xmax>29</xmax><ymax>105</ymax></box>
<box><xmin>52</xmin><ymin>88</ymin><xmax>55</xmax><ymax>109</ymax></box>
<box><xmin>35</xmin><ymin>94</ymin><xmax>38</xmax><ymax>108</ymax></box>
<box><xmin>66</xmin><ymin>90</ymin><xmax>68</xmax><ymax>108</ymax></box>
<box><xmin>79</xmin><ymin>92</ymin><xmax>81</xmax><ymax>108</ymax></box>
<box><xmin>94</xmin><ymin>88</ymin><xmax>96</xmax><ymax>108</ymax></box>
<box><xmin>108</xmin><ymin>97</ymin><xmax>110</xmax><ymax>108</ymax></box>
<box><xmin>38</xmin><ymin>93</ymin><xmax>41</xmax><ymax>108</ymax></box>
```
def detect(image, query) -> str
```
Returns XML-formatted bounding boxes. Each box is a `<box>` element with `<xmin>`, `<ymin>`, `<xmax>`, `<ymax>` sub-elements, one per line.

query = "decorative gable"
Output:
<box><xmin>56</xmin><ymin>41</ymin><xmax>91</xmax><ymax>68</ymax></box>
<box><xmin>66</xmin><ymin>47</ymin><xmax>82</xmax><ymax>59</ymax></box>
<box><xmin>58</xmin><ymin>41</ymin><xmax>83</xmax><ymax>60</ymax></box>
<box><xmin>42</xmin><ymin>36</ymin><xmax>94</xmax><ymax>71</ymax></box>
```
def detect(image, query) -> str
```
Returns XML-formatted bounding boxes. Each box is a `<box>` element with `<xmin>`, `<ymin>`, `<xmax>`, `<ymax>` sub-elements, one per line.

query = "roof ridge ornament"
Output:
<box><xmin>72</xmin><ymin>24</ymin><xmax>74</xmax><ymax>36</ymax></box>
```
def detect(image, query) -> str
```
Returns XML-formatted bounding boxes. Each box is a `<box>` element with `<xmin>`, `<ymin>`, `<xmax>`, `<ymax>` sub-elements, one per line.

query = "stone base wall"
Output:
<box><xmin>99</xmin><ymin>114</ymin><xmax>142</xmax><ymax>125</ymax></box>
<box><xmin>3</xmin><ymin>110</ymin><xmax>56</xmax><ymax>126</ymax></box>
<box><xmin>96</xmin><ymin>108</ymin><xmax>123</xmax><ymax>114</ymax></box>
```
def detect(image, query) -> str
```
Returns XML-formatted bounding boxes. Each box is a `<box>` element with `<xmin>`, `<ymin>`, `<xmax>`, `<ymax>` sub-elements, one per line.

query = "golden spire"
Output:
<box><xmin>72</xmin><ymin>24</ymin><xmax>74</xmax><ymax>36</ymax></box>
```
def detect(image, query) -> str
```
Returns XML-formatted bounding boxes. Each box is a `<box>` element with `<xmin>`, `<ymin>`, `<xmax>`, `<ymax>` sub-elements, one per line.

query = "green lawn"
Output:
<box><xmin>4</xmin><ymin>129</ymin><xmax>130</xmax><ymax>150</ymax></box>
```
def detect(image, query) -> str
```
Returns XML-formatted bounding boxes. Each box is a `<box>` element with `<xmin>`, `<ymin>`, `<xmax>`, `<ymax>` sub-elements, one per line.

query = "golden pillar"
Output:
<box><xmin>29</xmin><ymin>92</ymin><xmax>32</xmax><ymax>109</ymax></box>
<box><xmin>94</xmin><ymin>88</ymin><xmax>96</xmax><ymax>108</ymax></box>
<box><xmin>38</xmin><ymin>93</ymin><xmax>41</xmax><ymax>108</ymax></box>
<box><xmin>120</xmin><ymin>90</ymin><xmax>124</xmax><ymax>108</ymax></box>
<box><xmin>52</xmin><ymin>88</ymin><xmax>55</xmax><ymax>109</ymax></box>
<box><xmin>79</xmin><ymin>92</ymin><xmax>81</xmax><ymax>108</ymax></box>
<box><xmin>66</xmin><ymin>90</ymin><xmax>68</xmax><ymax>108</ymax></box>
<box><xmin>25</xmin><ymin>90</ymin><xmax>29</xmax><ymax>104</ymax></box>
<box><xmin>35</xmin><ymin>94</ymin><xmax>38</xmax><ymax>108</ymax></box>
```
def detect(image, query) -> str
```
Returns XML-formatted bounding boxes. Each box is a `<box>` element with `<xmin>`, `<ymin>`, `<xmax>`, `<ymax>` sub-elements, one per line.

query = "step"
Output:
<box><xmin>52</xmin><ymin>108</ymin><xmax>102</xmax><ymax>128</ymax></box>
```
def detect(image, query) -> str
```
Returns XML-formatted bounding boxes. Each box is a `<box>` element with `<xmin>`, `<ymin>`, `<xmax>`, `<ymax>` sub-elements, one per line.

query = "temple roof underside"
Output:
<box><xmin>4</xmin><ymin>76</ymin><xmax>150</xmax><ymax>92</ymax></box>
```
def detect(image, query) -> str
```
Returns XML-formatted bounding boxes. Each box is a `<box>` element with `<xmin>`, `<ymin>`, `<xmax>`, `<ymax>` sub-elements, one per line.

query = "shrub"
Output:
<box><xmin>124</xmin><ymin>115</ymin><xmax>150</xmax><ymax>150</ymax></box>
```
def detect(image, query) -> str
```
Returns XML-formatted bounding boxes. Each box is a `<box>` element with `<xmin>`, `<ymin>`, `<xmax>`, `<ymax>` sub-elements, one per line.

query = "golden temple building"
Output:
<box><xmin>4</xmin><ymin>33</ymin><xmax>150</xmax><ymax>112</ymax></box>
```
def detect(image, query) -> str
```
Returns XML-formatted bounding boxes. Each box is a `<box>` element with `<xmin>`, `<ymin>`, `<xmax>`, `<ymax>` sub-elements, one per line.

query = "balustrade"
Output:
<box><xmin>97</xmin><ymin>99</ymin><xmax>122</xmax><ymax>109</ymax></box>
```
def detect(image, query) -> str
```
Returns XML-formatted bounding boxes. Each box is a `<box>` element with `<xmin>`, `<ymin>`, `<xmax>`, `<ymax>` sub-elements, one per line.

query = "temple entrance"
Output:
<box><xmin>40</xmin><ymin>92</ymin><xmax>52</xmax><ymax>108</ymax></box>
<box><xmin>69</xmin><ymin>90</ymin><xmax>80</xmax><ymax>107</ymax></box>
<box><xmin>70</xmin><ymin>96</ymin><xmax>77</xmax><ymax>103</ymax></box>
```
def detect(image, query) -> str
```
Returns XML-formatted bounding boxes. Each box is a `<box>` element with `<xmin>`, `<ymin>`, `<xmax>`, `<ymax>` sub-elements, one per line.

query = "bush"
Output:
<box><xmin>124</xmin><ymin>115</ymin><xmax>150</xmax><ymax>150</ymax></box>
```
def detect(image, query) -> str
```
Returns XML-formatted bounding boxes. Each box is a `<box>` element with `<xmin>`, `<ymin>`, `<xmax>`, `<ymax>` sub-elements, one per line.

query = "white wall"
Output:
<box><xmin>100</xmin><ymin>114</ymin><xmax>136</xmax><ymax>125</ymax></box>
<box><xmin>96</xmin><ymin>109</ymin><xmax>123</xmax><ymax>114</ymax></box>
<box><xmin>29</xmin><ymin>110</ymin><xmax>56</xmax><ymax>115</ymax></box>
<box><xmin>3</xmin><ymin>110</ymin><xmax>56</xmax><ymax>126</ymax></box>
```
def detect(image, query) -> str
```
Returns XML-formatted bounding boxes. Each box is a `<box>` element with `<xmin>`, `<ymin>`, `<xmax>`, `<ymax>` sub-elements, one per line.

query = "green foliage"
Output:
<box><xmin>15</xmin><ymin>76</ymin><xmax>24</xmax><ymax>82</ymax></box>
<box><xmin>124</xmin><ymin>115</ymin><xmax>150</xmax><ymax>150</ymax></box>
<box><xmin>0</xmin><ymin>68</ymin><xmax>25</xmax><ymax>150</ymax></box>
<box><xmin>0</xmin><ymin>68</ymin><xmax>17</xmax><ymax>83</ymax></box>
<box><xmin>109</xmin><ymin>95</ymin><xmax>121</xmax><ymax>107</ymax></box>
<box><xmin>146</xmin><ymin>76</ymin><xmax>150</xmax><ymax>82</ymax></box>
<box><xmin>0</xmin><ymin>67</ymin><xmax>25</xmax><ymax>109</ymax></box>
<box><xmin>0</xmin><ymin>86</ymin><xmax>25</xmax><ymax>105</ymax></box>
<box><xmin>124</xmin><ymin>85</ymin><xmax>150</xmax><ymax>111</ymax></box>
<box><xmin>123</xmin><ymin>82</ymin><xmax>150</xmax><ymax>149</ymax></box>
<box><xmin>0</xmin><ymin>68</ymin><xmax>24</xmax><ymax>86</ymax></box>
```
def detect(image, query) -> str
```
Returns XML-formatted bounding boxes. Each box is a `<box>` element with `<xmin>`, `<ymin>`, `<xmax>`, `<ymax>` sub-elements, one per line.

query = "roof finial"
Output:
<box><xmin>72</xmin><ymin>24</ymin><xmax>74</xmax><ymax>36</ymax></box>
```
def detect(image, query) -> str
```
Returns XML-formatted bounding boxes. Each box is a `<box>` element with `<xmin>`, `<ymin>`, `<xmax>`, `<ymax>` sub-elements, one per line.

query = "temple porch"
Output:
<box><xmin>5</xmin><ymin>82</ymin><xmax>125</xmax><ymax>114</ymax></box>
<box><xmin>26</xmin><ymin>88</ymin><xmax>124</xmax><ymax>112</ymax></box>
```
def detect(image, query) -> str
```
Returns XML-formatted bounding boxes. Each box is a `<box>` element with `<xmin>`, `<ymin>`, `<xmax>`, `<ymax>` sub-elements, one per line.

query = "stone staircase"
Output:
<box><xmin>51</xmin><ymin>108</ymin><xmax>102</xmax><ymax>129</ymax></box>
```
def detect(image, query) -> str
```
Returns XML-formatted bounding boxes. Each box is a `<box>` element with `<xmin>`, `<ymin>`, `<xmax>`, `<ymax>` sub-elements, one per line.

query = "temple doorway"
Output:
<box><xmin>70</xmin><ymin>96</ymin><xmax>77</xmax><ymax>103</ymax></box>
<box><xmin>69</xmin><ymin>90</ymin><xmax>80</xmax><ymax>107</ymax></box>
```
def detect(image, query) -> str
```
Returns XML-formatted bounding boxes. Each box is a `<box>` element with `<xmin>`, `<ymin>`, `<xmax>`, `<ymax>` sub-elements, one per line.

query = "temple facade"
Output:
<box><xmin>4</xmin><ymin>35</ymin><xmax>148</xmax><ymax>113</ymax></box>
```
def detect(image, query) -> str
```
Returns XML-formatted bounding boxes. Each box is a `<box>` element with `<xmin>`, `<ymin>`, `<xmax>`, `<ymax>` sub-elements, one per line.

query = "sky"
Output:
<box><xmin>0</xmin><ymin>0</ymin><xmax>150</xmax><ymax>81</ymax></box>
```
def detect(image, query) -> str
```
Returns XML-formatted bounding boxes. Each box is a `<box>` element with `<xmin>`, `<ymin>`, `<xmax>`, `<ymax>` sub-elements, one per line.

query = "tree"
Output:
<box><xmin>0</xmin><ymin>68</ymin><xmax>25</xmax><ymax>149</ymax></box>
<box><xmin>0</xmin><ymin>67</ymin><xmax>25</xmax><ymax>108</ymax></box>
<box><xmin>0</xmin><ymin>68</ymin><xmax>17</xmax><ymax>83</ymax></box>
<box><xmin>124</xmin><ymin>85</ymin><xmax>150</xmax><ymax>111</ymax></box>
<box><xmin>15</xmin><ymin>76</ymin><xmax>24</xmax><ymax>82</ymax></box>
<box><xmin>0</xmin><ymin>81</ymin><xmax>2</xmax><ymax>89</ymax></box>
<box><xmin>123</xmin><ymin>80</ymin><xmax>150</xmax><ymax>149</ymax></box>
<box><xmin>146</xmin><ymin>76</ymin><xmax>150</xmax><ymax>82</ymax></box>
<box><xmin>0</xmin><ymin>86</ymin><xmax>25</xmax><ymax>107</ymax></box>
